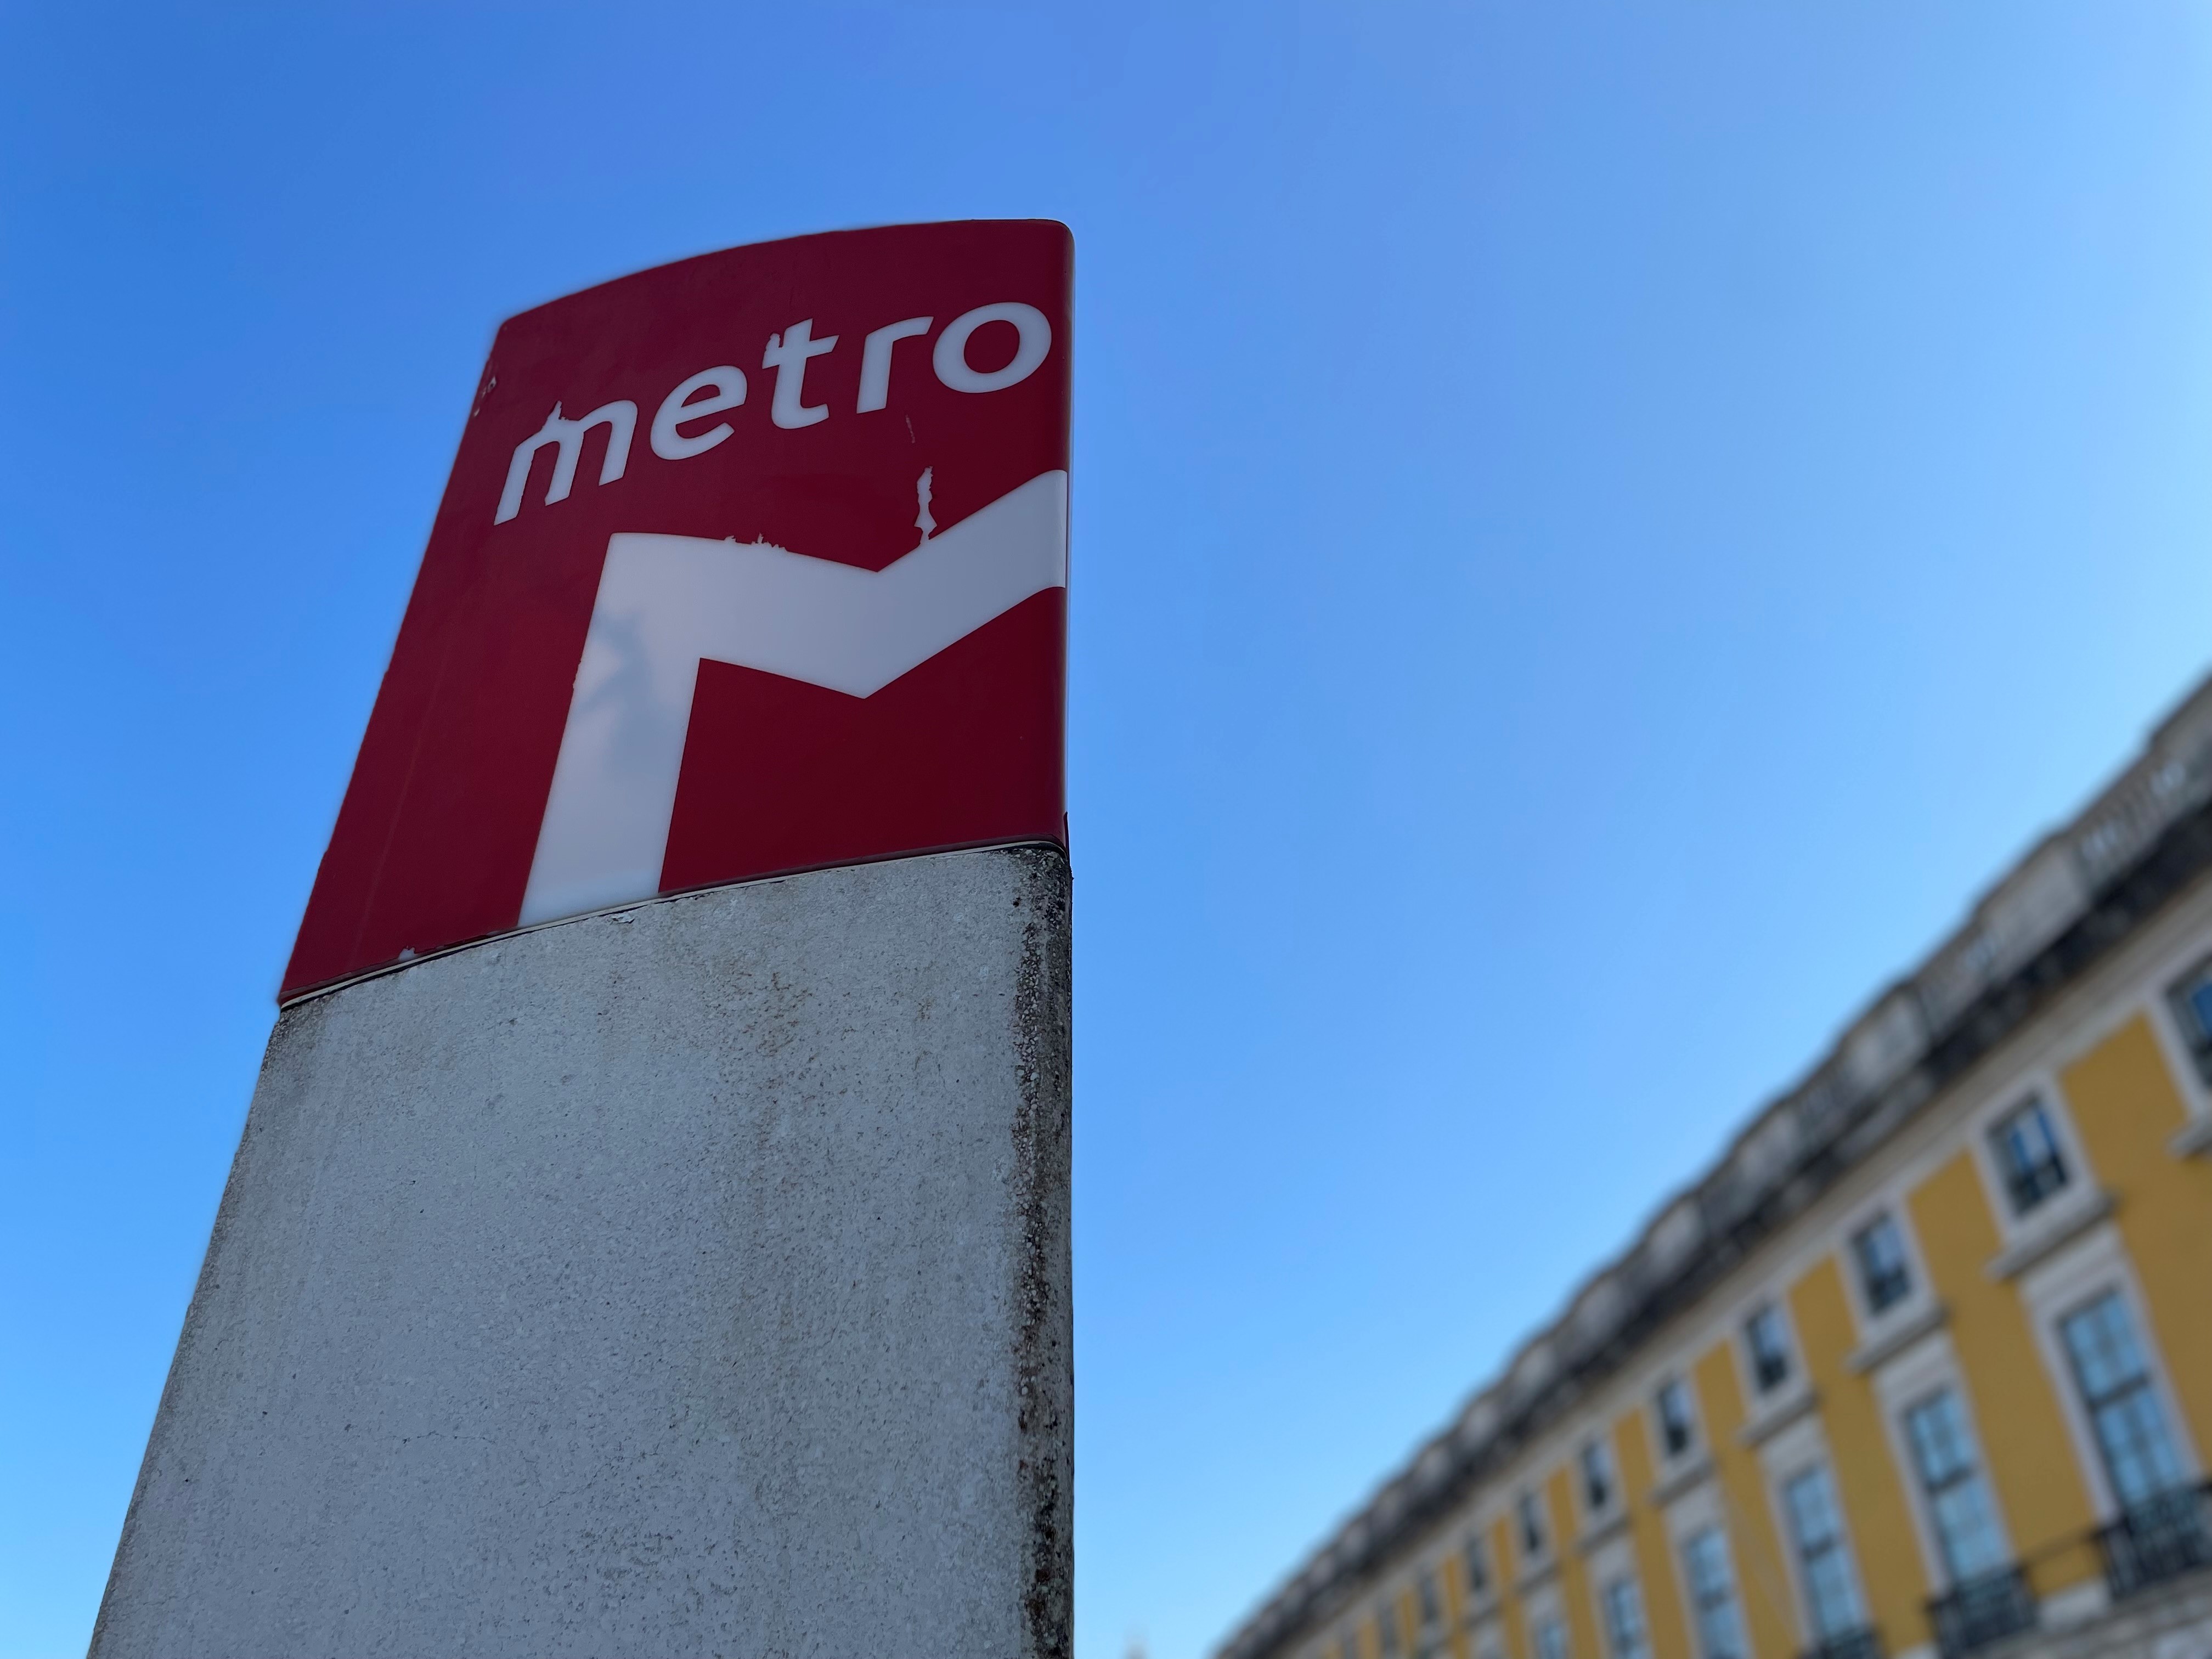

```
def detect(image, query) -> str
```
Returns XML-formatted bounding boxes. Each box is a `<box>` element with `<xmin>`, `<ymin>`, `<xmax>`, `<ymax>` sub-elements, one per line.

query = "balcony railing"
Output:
<box><xmin>1927</xmin><ymin>1566</ymin><xmax>2036</xmax><ymax>1659</ymax></box>
<box><xmin>2097</xmin><ymin>1481</ymin><xmax>2212</xmax><ymax>1599</ymax></box>
<box><xmin>1799</xmin><ymin>1623</ymin><xmax>1882</xmax><ymax>1659</ymax></box>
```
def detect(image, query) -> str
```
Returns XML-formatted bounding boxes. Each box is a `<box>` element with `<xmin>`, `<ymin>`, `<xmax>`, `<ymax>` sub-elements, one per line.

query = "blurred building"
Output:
<box><xmin>1215</xmin><ymin>681</ymin><xmax>2212</xmax><ymax>1659</ymax></box>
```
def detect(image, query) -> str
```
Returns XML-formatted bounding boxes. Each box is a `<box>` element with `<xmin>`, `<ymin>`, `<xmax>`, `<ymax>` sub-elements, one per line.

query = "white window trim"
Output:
<box><xmin>1577</xmin><ymin>1434</ymin><xmax>1623</xmax><ymax>1532</ymax></box>
<box><xmin>1965</xmin><ymin>1074</ymin><xmax>2107</xmax><ymax>1255</ymax></box>
<box><xmin>1522</xmin><ymin>1580</ymin><xmax>1570</xmax><ymax>1659</ymax></box>
<box><xmin>1583</xmin><ymin>1531</ymin><xmax>1637</xmax><ymax>1594</ymax></box>
<box><xmin>2140</xmin><ymin>946</ymin><xmax>2212</xmax><ymax>1156</ymax></box>
<box><xmin>1376</xmin><ymin>1590</ymin><xmax>1407</xmax><ymax>1659</ymax></box>
<box><xmin>1759</xmin><ymin>1417</ymin><xmax>1872</xmax><ymax>1649</ymax></box>
<box><xmin>1664</xmin><ymin>1492</ymin><xmax>1748</xmax><ymax>1659</ymax></box>
<box><xmin>1649</xmin><ymin>1375</ymin><xmax>1707</xmax><ymax>1481</ymax></box>
<box><xmin>1457</xmin><ymin>1516</ymin><xmax>1501</xmax><ymax>1623</ymax></box>
<box><xmin>2015</xmin><ymin>1221</ymin><xmax>2203</xmax><ymax>1522</ymax></box>
<box><xmin>1872</xmin><ymin>1330</ymin><xmax>2017</xmax><ymax>1592</ymax></box>
<box><xmin>1838</xmin><ymin>1197</ymin><xmax>1941</xmax><ymax>1361</ymax></box>
<box><xmin>1515</xmin><ymin>1485</ymin><xmax>1559</xmax><ymax>1585</ymax></box>
<box><xmin>1588</xmin><ymin>1560</ymin><xmax>1649</xmax><ymax>1659</ymax></box>
<box><xmin>2146</xmin><ymin>953</ymin><xmax>2212</xmax><ymax>1105</ymax></box>
<box><xmin>1734</xmin><ymin>1294</ymin><xmax>1816</xmax><ymax>1445</ymax></box>
<box><xmin>1411</xmin><ymin>1556</ymin><xmax>1450</xmax><ymax>1659</ymax></box>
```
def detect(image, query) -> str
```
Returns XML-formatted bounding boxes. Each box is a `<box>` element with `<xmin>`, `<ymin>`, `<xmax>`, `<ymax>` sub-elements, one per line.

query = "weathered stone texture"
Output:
<box><xmin>93</xmin><ymin>844</ymin><xmax>1073</xmax><ymax>1659</ymax></box>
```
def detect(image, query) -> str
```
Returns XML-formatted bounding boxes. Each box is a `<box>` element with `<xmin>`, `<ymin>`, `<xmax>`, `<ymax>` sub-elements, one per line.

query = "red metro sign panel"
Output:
<box><xmin>283</xmin><ymin>221</ymin><xmax>1071</xmax><ymax>1000</ymax></box>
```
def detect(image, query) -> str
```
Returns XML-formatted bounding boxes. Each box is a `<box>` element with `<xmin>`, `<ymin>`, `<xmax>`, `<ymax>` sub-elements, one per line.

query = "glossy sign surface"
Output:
<box><xmin>283</xmin><ymin>221</ymin><xmax>1070</xmax><ymax>999</ymax></box>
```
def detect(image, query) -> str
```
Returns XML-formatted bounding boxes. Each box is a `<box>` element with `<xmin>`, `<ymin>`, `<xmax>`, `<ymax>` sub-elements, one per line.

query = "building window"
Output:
<box><xmin>1417</xmin><ymin>1569</ymin><xmax>1443</xmax><ymax>1634</ymax></box>
<box><xmin>1745</xmin><ymin>1305</ymin><xmax>1792</xmax><ymax>1394</ymax></box>
<box><xmin>1520</xmin><ymin>1491</ymin><xmax>1549</xmax><ymax>1559</ymax></box>
<box><xmin>1342</xmin><ymin>1630</ymin><xmax>1362</xmax><ymax>1659</ymax></box>
<box><xmin>1988</xmin><ymin>1097</ymin><xmax>2071</xmax><ymax>1216</ymax></box>
<box><xmin>2061</xmin><ymin>1291</ymin><xmax>2188</xmax><ymax>1510</ymax></box>
<box><xmin>1533</xmin><ymin>1614</ymin><xmax>1569</xmax><ymax>1659</ymax></box>
<box><xmin>1600</xmin><ymin>1576</ymin><xmax>1650</xmax><ymax>1659</ymax></box>
<box><xmin>2166</xmin><ymin>956</ymin><xmax>2212</xmax><ymax>1084</ymax></box>
<box><xmin>1904</xmin><ymin>1388</ymin><xmax>2008</xmax><ymax>1583</ymax></box>
<box><xmin>1850</xmin><ymin>1214</ymin><xmax>1914</xmax><ymax>1314</ymax></box>
<box><xmin>1379</xmin><ymin>1605</ymin><xmax>1402</xmax><ymax>1659</ymax></box>
<box><xmin>1682</xmin><ymin>1527</ymin><xmax>1748</xmax><ymax>1659</ymax></box>
<box><xmin>1462</xmin><ymin>1531</ymin><xmax>1491</xmax><ymax>1598</ymax></box>
<box><xmin>1582</xmin><ymin>1438</ymin><xmax>1616</xmax><ymax>1512</ymax></box>
<box><xmin>1783</xmin><ymin>1463</ymin><xmax>1865</xmax><ymax>1640</ymax></box>
<box><xmin>1656</xmin><ymin>1379</ymin><xmax>1697</xmax><ymax>1459</ymax></box>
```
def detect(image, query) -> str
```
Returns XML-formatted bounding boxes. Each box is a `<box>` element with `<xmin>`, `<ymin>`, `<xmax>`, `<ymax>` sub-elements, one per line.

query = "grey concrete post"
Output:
<box><xmin>92</xmin><ymin>844</ymin><xmax>1071</xmax><ymax>1659</ymax></box>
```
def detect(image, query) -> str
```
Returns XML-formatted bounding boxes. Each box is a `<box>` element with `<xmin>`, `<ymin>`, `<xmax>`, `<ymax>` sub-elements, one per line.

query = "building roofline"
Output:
<box><xmin>1212</xmin><ymin>669</ymin><xmax>2212</xmax><ymax>1659</ymax></box>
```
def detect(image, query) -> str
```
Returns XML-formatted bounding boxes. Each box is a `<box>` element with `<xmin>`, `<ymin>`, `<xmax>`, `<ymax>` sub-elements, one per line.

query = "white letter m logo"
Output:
<box><xmin>495</xmin><ymin>400</ymin><xmax>639</xmax><ymax>524</ymax></box>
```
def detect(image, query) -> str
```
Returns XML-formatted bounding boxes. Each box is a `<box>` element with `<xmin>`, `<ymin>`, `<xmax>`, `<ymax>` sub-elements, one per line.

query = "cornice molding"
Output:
<box><xmin>1213</xmin><ymin>722</ymin><xmax>2212</xmax><ymax>1659</ymax></box>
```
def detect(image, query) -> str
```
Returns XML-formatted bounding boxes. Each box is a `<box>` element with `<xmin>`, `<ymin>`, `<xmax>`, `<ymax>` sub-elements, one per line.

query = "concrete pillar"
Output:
<box><xmin>92</xmin><ymin>843</ymin><xmax>1071</xmax><ymax>1658</ymax></box>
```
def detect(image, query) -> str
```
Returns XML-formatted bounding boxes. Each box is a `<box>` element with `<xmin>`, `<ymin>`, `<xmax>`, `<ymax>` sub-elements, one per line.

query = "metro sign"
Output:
<box><xmin>283</xmin><ymin>221</ymin><xmax>1071</xmax><ymax>1000</ymax></box>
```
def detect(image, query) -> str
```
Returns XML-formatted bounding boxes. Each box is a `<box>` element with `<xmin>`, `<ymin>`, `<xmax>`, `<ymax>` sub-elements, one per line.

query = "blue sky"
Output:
<box><xmin>5</xmin><ymin>5</ymin><xmax>2212</xmax><ymax>1656</ymax></box>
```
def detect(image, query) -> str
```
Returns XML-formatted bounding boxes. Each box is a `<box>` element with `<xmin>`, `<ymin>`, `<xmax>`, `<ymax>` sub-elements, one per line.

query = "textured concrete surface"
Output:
<box><xmin>93</xmin><ymin>844</ymin><xmax>1072</xmax><ymax>1659</ymax></box>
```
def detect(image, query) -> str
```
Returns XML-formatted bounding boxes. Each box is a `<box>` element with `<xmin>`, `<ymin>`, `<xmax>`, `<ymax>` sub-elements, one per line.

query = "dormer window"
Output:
<box><xmin>1743</xmin><ymin>1305</ymin><xmax>1792</xmax><ymax>1394</ymax></box>
<box><xmin>1989</xmin><ymin>1096</ymin><xmax>2070</xmax><ymax>1216</ymax></box>
<box><xmin>1581</xmin><ymin>1438</ymin><xmax>1615</xmax><ymax>1511</ymax></box>
<box><xmin>1655</xmin><ymin>1379</ymin><xmax>1696</xmax><ymax>1459</ymax></box>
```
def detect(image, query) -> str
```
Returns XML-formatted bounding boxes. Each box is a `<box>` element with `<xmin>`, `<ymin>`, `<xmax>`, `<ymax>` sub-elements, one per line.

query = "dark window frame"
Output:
<box><xmin>1783</xmin><ymin>1462</ymin><xmax>1865</xmax><ymax>1641</ymax></box>
<box><xmin>1582</xmin><ymin>1438</ymin><xmax>1615</xmax><ymax>1513</ymax></box>
<box><xmin>1850</xmin><ymin>1215</ymin><xmax>1914</xmax><ymax>1315</ymax></box>
<box><xmin>1683</xmin><ymin>1526</ymin><xmax>1748</xmax><ymax>1659</ymax></box>
<box><xmin>2060</xmin><ymin>1290</ymin><xmax>2188</xmax><ymax>1512</ymax></box>
<box><xmin>1462</xmin><ymin>1531</ymin><xmax>1491</xmax><ymax>1598</ymax></box>
<box><xmin>1600</xmin><ymin>1576</ymin><xmax>1650</xmax><ymax>1659</ymax></box>
<box><xmin>1656</xmin><ymin>1379</ymin><xmax>1697</xmax><ymax>1459</ymax></box>
<box><xmin>1745</xmin><ymin>1305</ymin><xmax>1793</xmax><ymax>1394</ymax></box>
<box><xmin>1987</xmin><ymin>1097</ymin><xmax>2071</xmax><ymax>1216</ymax></box>
<box><xmin>1519</xmin><ymin>1491</ymin><xmax>1549</xmax><ymax>1560</ymax></box>
<box><xmin>1903</xmin><ymin>1387</ymin><xmax>2008</xmax><ymax>1585</ymax></box>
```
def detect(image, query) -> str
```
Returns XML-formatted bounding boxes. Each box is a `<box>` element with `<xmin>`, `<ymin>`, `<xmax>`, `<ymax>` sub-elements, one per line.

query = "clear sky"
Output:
<box><xmin>5</xmin><ymin>5</ymin><xmax>2212</xmax><ymax>1657</ymax></box>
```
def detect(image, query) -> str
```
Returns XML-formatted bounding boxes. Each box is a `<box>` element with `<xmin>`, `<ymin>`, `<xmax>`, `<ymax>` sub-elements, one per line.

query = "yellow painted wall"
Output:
<box><xmin>1906</xmin><ymin>1154</ymin><xmax>2100</xmax><ymax>1595</ymax></box>
<box><xmin>1615</xmin><ymin>1410</ymin><xmax>1693</xmax><ymax>1659</ymax></box>
<box><xmin>1496</xmin><ymin>1514</ymin><xmax>1529</xmax><ymax>1659</ymax></box>
<box><xmin>1690</xmin><ymin>1344</ymin><xmax>1798</xmax><ymax>1659</ymax></box>
<box><xmin>1551</xmin><ymin>1465</ymin><xmax>1602</xmax><ymax>1659</ymax></box>
<box><xmin>1444</xmin><ymin>1539</ymin><xmax>1475</xmax><ymax>1659</ymax></box>
<box><xmin>2058</xmin><ymin>1015</ymin><xmax>2212</xmax><ymax>1462</ymax></box>
<box><xmin>1787</xmin><ymin>1257</ymin><xmax>1929</xmax><ymax>1652</ymax></box>
<box><xmin>1283</xmin><ymin>986</ymin><xmax>2212</xmax><ymax>1659</ymax></box>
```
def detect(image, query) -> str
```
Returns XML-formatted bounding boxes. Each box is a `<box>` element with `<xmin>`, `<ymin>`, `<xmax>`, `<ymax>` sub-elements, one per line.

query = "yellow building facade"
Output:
<box><xmin>1216</xmin><ymin>681</ymin><xmax>2212</xmax><ymax>1659</ymax></box>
